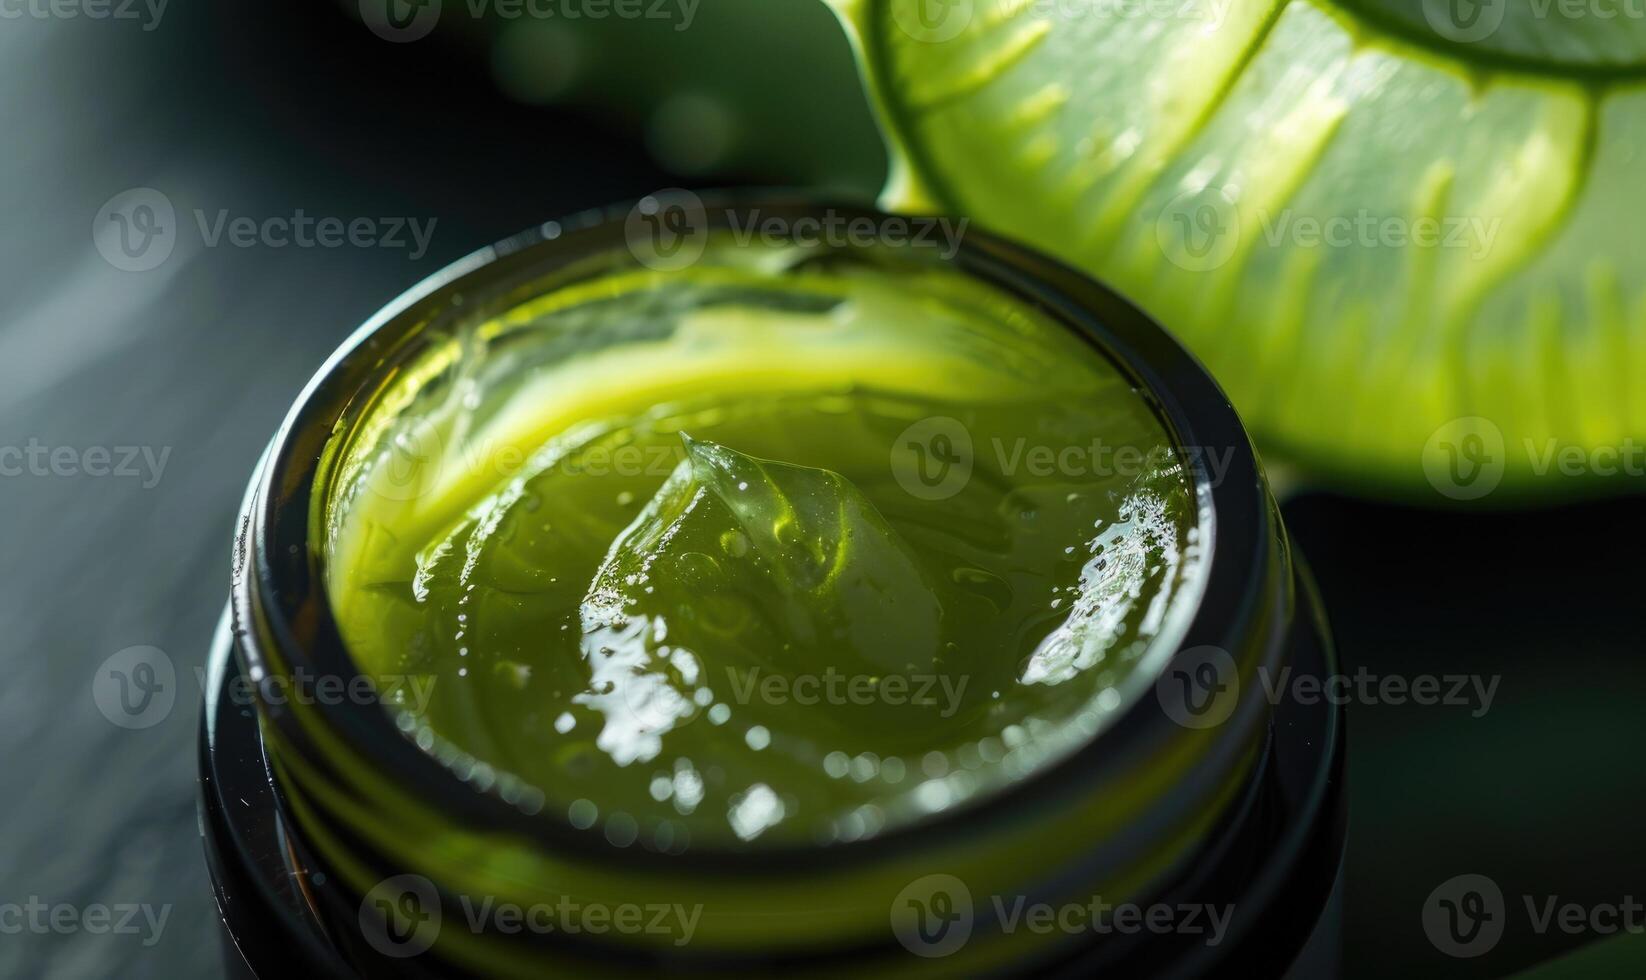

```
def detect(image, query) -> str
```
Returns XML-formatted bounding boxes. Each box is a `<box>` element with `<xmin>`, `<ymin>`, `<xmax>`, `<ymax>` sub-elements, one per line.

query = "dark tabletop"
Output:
<box><xmin>0</xmin><ymin>4</ymin><xmax>1640</xmax><ymax>978</ymax></box>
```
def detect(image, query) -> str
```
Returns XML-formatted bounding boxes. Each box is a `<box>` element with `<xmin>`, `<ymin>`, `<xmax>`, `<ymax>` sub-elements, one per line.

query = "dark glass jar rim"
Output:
<box><xmin>233</xmin><ymin>191</ymin><xmax>1277</xmax><ymax>875</ymax></box>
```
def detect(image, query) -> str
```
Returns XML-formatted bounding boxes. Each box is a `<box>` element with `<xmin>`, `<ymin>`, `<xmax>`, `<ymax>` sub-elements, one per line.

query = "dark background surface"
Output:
<box><xmin>0</xmin><ymin>3</ymin><xmax>1641</xmax><ymax>977</ymax></box>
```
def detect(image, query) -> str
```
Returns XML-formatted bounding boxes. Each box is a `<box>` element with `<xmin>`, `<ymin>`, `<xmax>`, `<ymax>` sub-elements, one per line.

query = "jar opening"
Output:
<box><xmin>314</xmin><ymin>221</ymin><xmax>1216</xmax><ymax>851</ymax></box>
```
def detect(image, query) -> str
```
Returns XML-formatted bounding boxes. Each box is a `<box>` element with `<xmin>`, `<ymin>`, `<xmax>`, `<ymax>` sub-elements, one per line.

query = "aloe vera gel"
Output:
<box><xmin>208</xmin><ymin>202</ymin><xmax>1342</xmax><ymax>976</ymax></box>
<box><xmin>325</xmin><ymin>235</ymin><xmax>1200</xmax><ymax>848</ymax></box>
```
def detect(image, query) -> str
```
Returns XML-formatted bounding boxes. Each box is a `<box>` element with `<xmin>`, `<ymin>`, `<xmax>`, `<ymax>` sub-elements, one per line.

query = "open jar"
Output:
<box><xmin>198</xmin><ymin>194</ymin><xmax>1343</xmax><ymax>978</ymax></box>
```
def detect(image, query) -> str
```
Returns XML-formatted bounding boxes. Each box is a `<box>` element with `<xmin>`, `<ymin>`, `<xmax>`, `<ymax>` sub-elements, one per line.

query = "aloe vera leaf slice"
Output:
<box><xmin>828</xmin><ymin>0</ymin><xmax>1646</xmax><ymax>495</ymax></box>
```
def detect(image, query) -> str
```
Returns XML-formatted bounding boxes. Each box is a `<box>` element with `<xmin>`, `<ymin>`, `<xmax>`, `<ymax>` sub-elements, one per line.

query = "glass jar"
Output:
<box><xmin>198</xmin><ymin>194</ymin><xmax>1344</xmax><ymax>978</ymax></box>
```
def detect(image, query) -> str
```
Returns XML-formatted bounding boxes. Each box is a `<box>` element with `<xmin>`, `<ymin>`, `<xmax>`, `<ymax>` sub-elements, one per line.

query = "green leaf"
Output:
<box><xmin>828</xmin><ymin>0</ymin><xmax>1646</xmax><ymax>498</ymax></box>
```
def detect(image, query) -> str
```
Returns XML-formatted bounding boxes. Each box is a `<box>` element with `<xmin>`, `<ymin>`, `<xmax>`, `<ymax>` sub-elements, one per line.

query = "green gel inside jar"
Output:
<box><xmin>325</xmin><ymin>239</ymin><xmax>1203</xmax><ymax>848</ymax></box>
